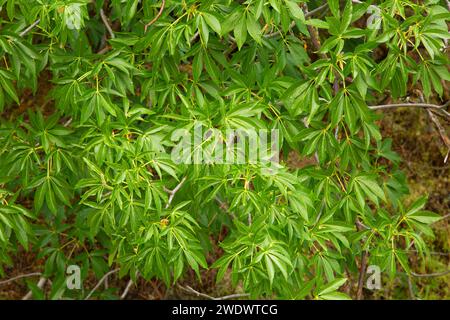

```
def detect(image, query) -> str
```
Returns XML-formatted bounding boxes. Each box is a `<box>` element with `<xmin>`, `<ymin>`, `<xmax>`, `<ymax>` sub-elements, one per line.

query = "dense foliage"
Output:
<box><xmin>0</xmin><ymin>0</ymin><xmax>448</xmax><ymax>299</ymax></box>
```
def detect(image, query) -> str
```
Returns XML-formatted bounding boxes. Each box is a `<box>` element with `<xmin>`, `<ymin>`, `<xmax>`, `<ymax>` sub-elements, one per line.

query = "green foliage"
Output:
<box><xmin>0</xmin><ymin>0</ymin><xmax>448</xmax><ymax>299</ymax></box>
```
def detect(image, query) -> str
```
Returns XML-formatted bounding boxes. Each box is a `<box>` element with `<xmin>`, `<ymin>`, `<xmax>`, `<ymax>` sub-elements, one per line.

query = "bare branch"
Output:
<box><xmin>303</xmin><ymin>3</ymin><xmax>327</xmax><ymax>60</ymax></box>
<box><xmin>120</xmin><ymin>271</ymin><xmax>139</xmax><ymax>300</ymax></box>
<box><xmin>100</xmin><ymin>9</ymin><xmax>115</xmax><ymax>39</ymax></box>
<box><xmin>0</xmin><ymin>272</ymin><xmax>42</xmax><ymax>286</ymax></box>
<box><xmin>407</xmin><ymin>276</ymin><xmax>416</xmax><ymax>300</ymax></box>
<box><xmin>410</xmin><ymin>269</ymin><xmax>450</xmax><ymax>278</ymax></box>
<box><xmin>427</xmin><ymin>109</ymin><xmax>450</xmax><ymax>163</ymax></box>
<box><xmin>97</xmin><ymin>45</ymin><xmax>112</xmax><ymax>55</ymax></box>
<box><xmin>177</xmin><ymin>284</ymin><xmax>249</xmax><ymax>300</ymax></box>
<box><xmin>356</xmin><ymin>220</ymin><xmax>370</xmax><ymax>230</ymax></box>
<box><xmin>356</xmin><ymin>250</ymin><xmax>368</xmax><ymax>300</ymax></box>
<box><xmin>85</xmin><ymin>268</ymin><xmax>119</xmax><ymax>300</ymax></box>
<box><xmin>164</xmin><ymin>176</ymin><xmax>187</xmax><ymax>209</ymax></box>
<box><xmin>19</xmin><ymin>19</ymin><xmax>41</xmax><ymax>37</ymax></box>
<box><xmin>63</xmin><ymin>117</ymin><xmax>73</xmax><ymax>127</ymax></box>
<box><xmin>120</xmin><ymin>279</ymin><xmax>134</xmax><ymax>300</ymax></box>
<box><xmin>215</xmin><ymin>292</ymin><xmax>251</xmax><ymax>300</ymax></box>
<box><xmin>144</xmin><ymin>0</ymin><xmax>166</xmax><ymax>33</ymax></box>
<box><xmin>215</xmin><ymin>196</ymin><xmax>237</xmax><ymax>220</ymax></box>
<box><xmin>368</xmin><ymin>102</ymin><xmax>447</xmax><ymax>110</ymax></box>
<box><xmin>368</xmin><ymin>102</ymin><xmax>450</xmax><ymax>117</ymax></box>
<box><xmin>189</xmin><ymin>31</ymin><xmax>200</xmax><ymax>44</ymax></box>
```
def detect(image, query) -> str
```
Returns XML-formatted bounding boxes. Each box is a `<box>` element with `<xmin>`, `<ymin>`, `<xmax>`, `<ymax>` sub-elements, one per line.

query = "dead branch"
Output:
<box><xmin>368</xmin><ymin>102</ymin><xmax>450</xmax><ymax>118</ymax></box>
<box><xmin>177</xmin><ymin>284</ymin><xmax>249</xmax><ymax>300</ymax></box>
<box><xmin>427</xmin><ymin>109</ymin><xmax>450</xmax><ymax>163</ymax></box>
<box><xmin>410</xmin><ymin>270</ymin><xmax>450</xmax><ymax>278</ymax></box>
<box><xmin>19</xmin><ymin>19</ymin><xmax>41</xmax><ymax>37</ymax></box>
<box><xmin>0</xmin><ymin>272</ymin><xmax>42</xmax><ymax>286</ymax></box>
<box><xmin>100</xmin><ymin>9</ymin><xmax>115</xmax><ymax>39</ymax></box>
<box><xmin>356</xmin><ymin>251</ymin><xmax>368</xmax><ymax>300</ymax></box>
<box><xmin>85</xmin><ymin>268</ymin><xmax>119</xmax><ymax>300</ymax></box>
<box><xmin>164</xmin><ymin>176</ymin><xmax>187</xmax><ymax>209</ymax></box>
<box><xmin>120</xmin><ymin>272</ymin><xmax>139</xmax><ymax>300</ymax></box>
<box><xmin>144</xmin><ymin>0</ymin><xmax>166</xmax><ymax>33</ymax></box>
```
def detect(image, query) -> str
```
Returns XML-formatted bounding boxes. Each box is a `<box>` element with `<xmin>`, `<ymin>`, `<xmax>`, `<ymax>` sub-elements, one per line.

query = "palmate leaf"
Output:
<box><xmin>407</xmin><ymin>211</ymin><xmax>442</xmax><ymax>225</ymax></box>
<box><xmin>351</xmin><ymin>174</ymin><xmax>386</xmax><ymax>209</ymax></box>
<box><xmin>0</xmin><ymin>69</ymin><xmax>19</xmax><ymax>105</ymax></box>
<box><xmin>401</xmin><ymin>196</ymin><xmax>441</xmax><ymax>225</ymax></box>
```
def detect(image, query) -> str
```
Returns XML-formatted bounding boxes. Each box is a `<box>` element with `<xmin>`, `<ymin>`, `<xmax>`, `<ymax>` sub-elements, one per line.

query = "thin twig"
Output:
<box><xmin>120</xmin><ymin>279</ymin><xmax>134</xmax><ymax>300</ymax></box>
<box><xmin>410</xmin><ymin>270</ymin><xmax>450</xmax><ymax>278</ymax></box>
<box><xmin>407</xmin><ymin>276</ymin><xmax>416</xmax><ymax>300</ymax></box>
<box><xmin>368</xmin><ymin>102</ymin><xmax>450</xmax><ymax>117</ymax></box>
<box><xmin>100</xmin><ymin>9</ymin><xmax>115</xmax><ymax>39</ymax></box>
<box><xmin>368</xmin><ymin>102</ymin><xmax>449</xmax><ymax>110</ymax></box>
<box><xmin>427</xmin><ymin>109</ymin><xmax>450</xmax><ymax>163</ymax></box>
<box><xmin>144</xmin><ymin>0</ymin><xmax>166</xmax><ymax>33</ymax></box>
<box><xmin>120</xmin><ymin>271</ymin><xmax>139</xmax><ymax>300</ymax></box>
<box><xmin>84</xmin><ymin>268</ymin><xmax>119</xmax><ymax>300</ymax></box>
<box><xmin>356</xmin><ymin>250</ymin><xmax>368</xmax><ymax>300</ymax></box>
<box><xmin>215</xmin><ymin>293</ymin><xmax>251</xmax><ymax>300</ymax></box>
<box><xmin>97</xmin><ymin>45</ymin><xmax>112</xmax><ymax>55</ymax></box>
<box><xmin>63</xmin><ymin>117</ymin><xmax>73</xmax><ymax>127</ymax></box>
<box><xmin>355</xmin><ymin>220</ymin><xmax>368</xmax><ymax>300</ymax></box>
<box><xmin>189</xmin><ymin>31</ymin><xmax>200</xmax><ymax>44</ymax></box>
<box><xmin>164</xmin><ymin>176</ymin><xmax>187</xmax><ymax>209</ymax></box>
<box><xmin>0</xmin><ymin>272</ymin><xmax>42</xmax><ymax>286</ymax></box>
<box><xmin>177</xmin><ymin>284</ymin><xmax>249</xmax><ymax>300</ymax></box>
<box><xmin>215</xmin><ymin>196</ymin><xmax>236</xmax><ymax>220</ymax></box>
<box><xmin>19</xmin><ymin>19</ymin><xmax>41</xmax><ymax>37</ymax></box>
<box><xmin>356</xmin><ymin>220</ymin><xmax>370</xmax><ymax>230</ymax></box>
<box><xmin>149</xmin><ymin>279</ymin><xmax>164</xmax><ymax>299</ymax></box>
<box><xmin>303</xmin><ymin>3</ymin><xmax>327</xmax><ymax>60</ymax></box>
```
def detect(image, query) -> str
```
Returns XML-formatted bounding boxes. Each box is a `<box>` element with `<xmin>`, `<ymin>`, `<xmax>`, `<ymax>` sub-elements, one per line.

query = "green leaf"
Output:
<box><xmin>318</xmin><ymin>278</ymin><xmax>347</xmax><ymax>295</ymax></box>
<box><xmin>199</xmin><ymin>17</ymin><xmax>209</xmax><ymax>45</ymax></box>
<box><xmin>327</xmin><ymin>0</ymin><xmax>340</xmax><ymax>18</ymax></box>
<box><xmin>406</xmin><ymin>197</ymin><xmax>427</xmax><ymax>216</ymax></box>
<box><xmin>408</xmin><ymin>211</ymin><xmax>441</xmax><ymax>224</ymax></box>
<box><xmin>265</xmin><ymin>255</ymin><xmax>275</xmax><ymax>285</ymax></box>
<box><xmin>305</xmin><ymin>19</ymin><xmax>329</xmax><ymax>29</ymax></box>
<box><xmin>286</xmin><ymin>1</ymin><xmax>305</xmax><ymax>21</ymax></box>
<box><xmin>0</xmin><ymin>71</ymin><xmax>19</xmax><ymax>104</ymax></box>
<box><xmin>320</xmin><ymin>292</ymin><xmax>351</xmax><ymax>300</ymax></box>
<box><xmin>246</xmin><ymin>14</ymin><xmax>262</xmax><ymax>43</ymax></box>
<box><xmin>340</xmin><ymin>0</ymin><xmax>353</xmax><ymax>33</ymax></box>
<box><xmin>234</xmin><ymin>15</ymin><xmax>247</xmax><ymax>50</ymax></box>
<box><xmin>203</xmin><ymin>12</ymin><xmax>221</xmax><ymax>35</ymax></box>
<box><xmin>45</xmin><ymin>180</ymin><xmax>58</xmax><ymax>214</ymax></box>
